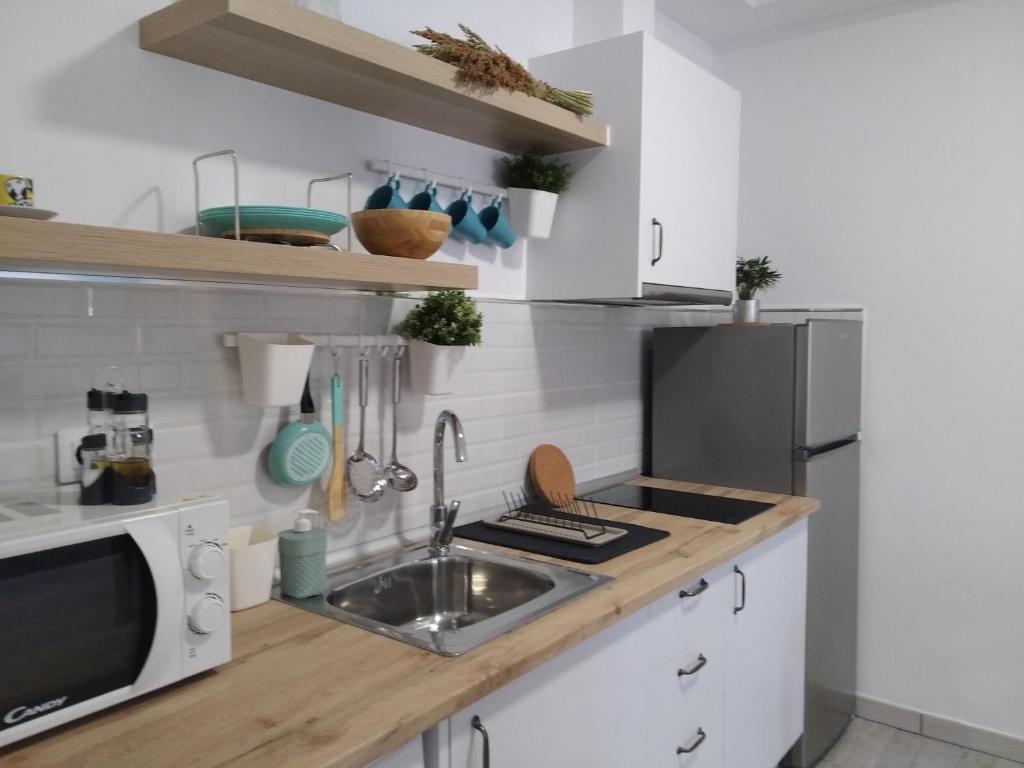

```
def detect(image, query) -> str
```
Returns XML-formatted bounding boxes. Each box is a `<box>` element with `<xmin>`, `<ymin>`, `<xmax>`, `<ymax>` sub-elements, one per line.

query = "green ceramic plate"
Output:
<box><xmin>198</xmin><ymin>206</ymin><xmax>348</xmax><ymax>237</ymax></box>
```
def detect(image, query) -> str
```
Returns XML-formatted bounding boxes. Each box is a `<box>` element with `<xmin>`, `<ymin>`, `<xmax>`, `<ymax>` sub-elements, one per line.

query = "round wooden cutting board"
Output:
<box><xmin>528</xmin><ymin>444</ymin><xmax>576</xmax><ymax>506</ymax></box>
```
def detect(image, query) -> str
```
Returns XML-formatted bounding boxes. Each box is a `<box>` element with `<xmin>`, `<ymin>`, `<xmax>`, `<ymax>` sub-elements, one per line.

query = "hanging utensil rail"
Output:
<box><xmin>222</xmin><ymin>333</ymin><xmax>406</xmax><ymax>352</ymax></box>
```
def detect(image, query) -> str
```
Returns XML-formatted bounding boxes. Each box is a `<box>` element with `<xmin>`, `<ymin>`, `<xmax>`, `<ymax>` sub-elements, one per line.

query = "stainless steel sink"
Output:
<box><xmin>274</xmin><ymin>544</ymin><xmax>612</xmax><ymax>656</ymax></box>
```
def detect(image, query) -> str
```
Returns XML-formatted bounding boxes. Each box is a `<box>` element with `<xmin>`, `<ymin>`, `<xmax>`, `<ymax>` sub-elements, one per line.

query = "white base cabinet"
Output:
<box><xmin>724</xmin><ymin>521</ymin><xmax>808</xmax><ymax>768</ymax></box>
<box><xmin>369</xmin><ymin>735</ymin><xmax>427</xmax><ymax>768</ymax></box>
<box><xmin>409</xmin><ymin>524</ymin><xmax>808</xmax><ymax>768</ymax></box>
<box><xmin>642</xmin><ymin>568</ymin><xmax>731</xmax><ymax>767</ymax></box>
<box><xmin>449</xmin><ymin>607</ymin><xmax>653</xmax><ymax>767</ymax></box>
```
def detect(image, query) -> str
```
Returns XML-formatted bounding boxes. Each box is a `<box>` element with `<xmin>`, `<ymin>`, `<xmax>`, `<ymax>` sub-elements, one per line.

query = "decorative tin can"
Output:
<box><xmin>0</xmin><ymin>175</ymin><xmax>33</xmax><ymax>207</ymax></box>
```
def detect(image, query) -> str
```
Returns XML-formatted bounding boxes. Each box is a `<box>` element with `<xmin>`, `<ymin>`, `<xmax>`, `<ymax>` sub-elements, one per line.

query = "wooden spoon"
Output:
<box><xmin>326</xmin><ymin>365</ymin><xmax>347</xmax><ymax>520</ymax></box>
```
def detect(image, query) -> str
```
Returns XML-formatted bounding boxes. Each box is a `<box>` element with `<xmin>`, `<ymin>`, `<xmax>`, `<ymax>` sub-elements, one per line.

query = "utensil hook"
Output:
<box><xmin>328</xmin><ymin>335</ymin><xmax>343</xmax><ymax>376</ymax></box>
<box><xmin>358</xmin><ymin>336</ymin><xmax>372</xmax><ymax>359</ymax></box>
<box><xmin>193</xmin><ymin>149</ymin><xmax>240</xmax><ymax>240</ymax></box>
<box><xmin>307</xmin><ymin>172</ymin><xmax>354</xmax><ymax>251</ymax></box>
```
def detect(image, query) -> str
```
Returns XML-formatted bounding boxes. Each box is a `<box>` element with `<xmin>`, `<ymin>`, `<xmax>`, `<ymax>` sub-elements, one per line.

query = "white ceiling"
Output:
<box><xmin>657</xmin><ymin>0</ymin><xmax>958</xmax><ymax>49</ymax></box>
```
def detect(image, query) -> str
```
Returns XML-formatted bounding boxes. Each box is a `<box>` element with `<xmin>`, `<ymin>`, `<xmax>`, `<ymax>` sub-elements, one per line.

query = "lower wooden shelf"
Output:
<box><xmin>0</xmin><ymin>218</ymin><xmax>477</xmax><ymax>292</ymax></box>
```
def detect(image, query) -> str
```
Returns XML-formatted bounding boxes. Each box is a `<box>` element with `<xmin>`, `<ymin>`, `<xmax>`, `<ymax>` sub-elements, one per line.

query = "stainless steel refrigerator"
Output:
<box><xmin>651</xmin><ymin>319</ymin><xmax>862</xmax><ymax>768</ymax></box>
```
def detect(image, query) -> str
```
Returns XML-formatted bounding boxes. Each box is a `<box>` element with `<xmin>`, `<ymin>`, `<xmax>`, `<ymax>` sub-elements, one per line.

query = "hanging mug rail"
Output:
<box><xmin>368</xmin><ymin>159</ymin><xmax>507</xmax><ymax>200</ymax></box>
<box><xmin>222</xmin><ymin>333</ymin><xmax>406</xmax><ymax>352</ymax></box>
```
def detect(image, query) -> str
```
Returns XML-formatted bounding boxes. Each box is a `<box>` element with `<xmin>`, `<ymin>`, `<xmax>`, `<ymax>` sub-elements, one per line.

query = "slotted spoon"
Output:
<box><xmin>346</xmin><ymin>354</ymin><xmax>387</xmax><ymax>502</ymax></box>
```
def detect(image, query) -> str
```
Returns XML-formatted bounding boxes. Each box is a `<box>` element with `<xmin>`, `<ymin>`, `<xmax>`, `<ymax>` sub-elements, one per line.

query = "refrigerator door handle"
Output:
<box><xmin>794</xmin><ymin>436</ymin><xmax>859</xmax><ymax>462</ymax></box>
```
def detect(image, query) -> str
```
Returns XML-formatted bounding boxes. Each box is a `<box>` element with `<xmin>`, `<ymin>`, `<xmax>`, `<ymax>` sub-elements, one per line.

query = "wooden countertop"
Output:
<box><xmin>0</xmin><ymin>478</ymin><xmax>818</xmax><ymax>768</ymax></box>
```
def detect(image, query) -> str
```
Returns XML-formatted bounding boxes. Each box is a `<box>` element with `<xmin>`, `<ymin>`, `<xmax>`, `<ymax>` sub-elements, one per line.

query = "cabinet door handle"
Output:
<box><xmin>471</xmin><ymin>715</ymin><xmax>490</xmax><ymax>768</ymax></box>
<box><xmin>734</xmin><ymin>566</ymin><xmax>746</xmax><ymax>614</ymax></box>
<box><xmin>677</xmin><ymin>727</ymin><xmax>707</xmax><ymax>755</ymax></box>
<box><xmin>678</xmin><ymin>578</ymin><xmax>708</xmax><ymax>598</ymax></box>
<box><xmin>677</xmin><ymin>654</ymin><xmax>707</xmax><ymax>677</ymax></box>
<box><xmin>651</xmin><ymin>218</ymin><xmax>664</xmax><ymax>266</ymax></box>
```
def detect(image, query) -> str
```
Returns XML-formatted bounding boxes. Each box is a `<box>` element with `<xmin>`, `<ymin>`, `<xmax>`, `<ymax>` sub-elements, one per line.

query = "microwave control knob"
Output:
<box><xmin>188</xmin><ymin>595</ymin><xmax>226</xmax><ymax>635</ymax></box>
<box><xmin>188</xmin><ymin>541</ymin><xmax>226</xmax><ymax>581</ymax></box>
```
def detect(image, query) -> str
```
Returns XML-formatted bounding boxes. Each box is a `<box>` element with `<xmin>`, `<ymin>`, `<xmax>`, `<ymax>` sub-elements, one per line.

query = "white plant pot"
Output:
<box><xmin>228</xmin><ymin>526</ymin><xmax>278</xmax><ymax>612</ymax></box>
<box><xmin>507</xmin><ymin>188</ymin><xmax>559</xmax><ymax>240</ymax></box>
<box><xmin>237</xmin><ymin>333</ymin><xmax>315</xmax><ymax>406</ymax></box>
<box><xmin>408</xmin><ymin>339</ymin><xmax>467</xmax><ymax>396</ymax></box>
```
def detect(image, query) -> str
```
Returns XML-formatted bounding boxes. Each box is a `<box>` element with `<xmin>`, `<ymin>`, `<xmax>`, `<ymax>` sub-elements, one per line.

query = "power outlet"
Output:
<box><xmin>56</xmin><ymin>428</ymin><xmax>89</xmax><ymax>484</ymax></box>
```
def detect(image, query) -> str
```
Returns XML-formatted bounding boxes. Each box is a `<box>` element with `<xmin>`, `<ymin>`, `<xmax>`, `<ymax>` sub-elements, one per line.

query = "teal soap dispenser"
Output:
<box><xmin>278</xmin><ymin>510</ymin><xmax>327</xmax><ymax>599</ymax></box>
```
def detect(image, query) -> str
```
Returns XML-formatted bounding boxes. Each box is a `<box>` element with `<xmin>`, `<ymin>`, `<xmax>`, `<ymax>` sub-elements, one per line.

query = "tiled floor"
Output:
<box><xmin>818</xmin><ymin>718</ymin><xmax>1024</xmax><ymax>767</ymax></box>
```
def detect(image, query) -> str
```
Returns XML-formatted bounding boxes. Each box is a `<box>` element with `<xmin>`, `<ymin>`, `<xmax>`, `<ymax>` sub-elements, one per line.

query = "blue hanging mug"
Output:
<box><xmin>364</xmin><ymin>174</ymin><xmax>406</xmax><ymax>210</ymax></box>
<box><xmin>446</xmin><ymin>190</ymin><xmax>487</xmax><ymax>244</ymax></box>
<box><xmin>408</xmin><ymin>181</ymin><xmax>445</xmax><ymax>213</ymax></box>
<box><xmin>479</xmin><ymin>197</ymin><xmax>517</xmax><ymax>249</ymax></box>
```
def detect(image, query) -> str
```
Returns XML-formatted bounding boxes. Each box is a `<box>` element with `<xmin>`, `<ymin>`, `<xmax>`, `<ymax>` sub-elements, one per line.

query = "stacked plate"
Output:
<box><xmin>198</xmin><ymin>205</ymin><xmax>348</xmax><ymax>246</ymax></box>
<box><xmin>0</xmin><ymin>205</ymin><xmax>57</xmax><ymax>221</ymax></box>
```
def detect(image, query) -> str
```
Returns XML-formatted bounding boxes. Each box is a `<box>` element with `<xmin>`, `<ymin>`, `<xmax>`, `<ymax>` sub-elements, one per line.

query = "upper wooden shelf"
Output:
<box><xmin>0</xmin><ymin>218</ymin><xmax>477</xmax><ymax>293</ymax></box>
<box><xmin>139</xmin><ymin>0</ymin><xmax>610</xmax><ymax>154</ymax></box>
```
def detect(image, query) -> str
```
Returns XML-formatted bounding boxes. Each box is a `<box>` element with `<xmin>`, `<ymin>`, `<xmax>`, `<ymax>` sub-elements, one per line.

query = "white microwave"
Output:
<box><xmin>0</xmin><ymin>494</ymin><xmax>231</xmax><ymax>747</ymax></box>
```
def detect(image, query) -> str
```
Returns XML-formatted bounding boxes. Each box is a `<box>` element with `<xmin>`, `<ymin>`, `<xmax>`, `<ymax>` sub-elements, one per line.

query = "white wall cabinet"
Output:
<box><xmin>527</xmin><ymin>32</ymin><xmax>740</xmax><ymax>304</ymax></box>
<box><xmin>723</xmin><ymin>520</ymin><xmax>809</xmax><ymax>768</ymax></box>
<box><xmin>435</xmin><ymin>525</ymin><xmax>807</xmax><ymax>768</ymax></box>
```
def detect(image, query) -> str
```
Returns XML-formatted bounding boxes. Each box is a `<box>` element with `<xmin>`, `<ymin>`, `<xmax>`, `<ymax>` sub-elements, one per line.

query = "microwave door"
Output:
<box><xmin>0</xmin><ymin>514</ymin><xmax>182</xmax><ymax>745</ymax></box>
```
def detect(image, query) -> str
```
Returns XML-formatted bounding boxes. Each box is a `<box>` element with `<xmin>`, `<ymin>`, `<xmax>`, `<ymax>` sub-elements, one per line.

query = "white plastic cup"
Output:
<box><xmin>237</xmin><ymin>333</ymin><xmax>315</xmax><ymax>406</ymax></box>
<box><xmin>228</xmin><ymin>526</ymin><xmax>278</xmax><ymax>612</ymax></box>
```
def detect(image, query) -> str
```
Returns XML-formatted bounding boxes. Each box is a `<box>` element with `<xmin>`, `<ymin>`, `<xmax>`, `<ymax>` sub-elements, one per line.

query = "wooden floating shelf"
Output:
<box><xmin>0</xmin><ymin>218</ymin><xmax>477</xmax><ymax>293</ymax></box>
<box><xmin>138</xmin><ymin>0</ymin><xmax>609</xmax><ymax>155</ymax></box>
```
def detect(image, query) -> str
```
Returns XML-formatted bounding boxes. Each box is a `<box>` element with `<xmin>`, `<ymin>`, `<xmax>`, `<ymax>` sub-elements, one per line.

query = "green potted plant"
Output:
<box><xmin>397</xmin><ymin>290</ymin><xmax>483</xmax><ymax>395</ymax></box>
<box><xmin>734</xmin><ymin>256</ymin><xmax>783</xmax><ymax>323</ymax></box>
<box><xmin>500</xmin><ymin>151</ymin><xmax>572</xmax><ymax>239</ymax></box>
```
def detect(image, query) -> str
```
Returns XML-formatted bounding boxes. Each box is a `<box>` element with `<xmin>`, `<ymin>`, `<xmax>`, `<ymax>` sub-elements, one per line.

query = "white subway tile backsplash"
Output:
<box><xmin>36</xmin><ymin>322</ymin><xmax>140</xmax><ymax>357</ymax></box>
<box><xmin>0</xmin><ymin>440</ymin><xmax>53</xmax><ymax>487</ymax></box>
<box><xmin>0</xmin><ymin>282</ymin><xmax>85</xmax><ymax>317</ymax></box>
<box><xmin>181</xmin><ymin>289</ymin><xmax>268</xmax><ymax>320</ymax></box>
<box><xmin>1</xmin><ymin>410</ymin><xmax>38</xmax><ymax>441</ymax></box>
<box><xmin>138</xmin><ymin>324</ymin><xmax>224</xmax><ymax>358</ymax></box>
<box><xmin>87</xmin><ymin>286</ymin><xmax>186</xmax><ymax>320</ymax></box>
<box><xmin>0</xmin><ymin>277</ymin><xmax>856</xmax><ymax>559</ymax></box>
<box><xmin>0</xmin><ymin>325</ymin><xmax>32</xmax><ymax>356</ymax></box>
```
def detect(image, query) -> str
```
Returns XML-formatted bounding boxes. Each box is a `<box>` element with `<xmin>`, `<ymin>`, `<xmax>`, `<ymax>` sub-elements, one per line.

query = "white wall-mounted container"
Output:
<box><xmin>237</xmin><ymin>333</ymin><xmax>315</xmax><ymax>406</ymax></box>
<box><xmin>228</xmin><ymin>526</ymin><xmax>278</xmax><ymax>612</ymax></box>
<box><xmin>507</xmin><ymin>187</ymin><xmax>559</xmax><ymax>240</ymax></box>
<box><xmin>408</xmin><ymin>339</ymin><xmax>466</xmax><ymax>396</ymax></box>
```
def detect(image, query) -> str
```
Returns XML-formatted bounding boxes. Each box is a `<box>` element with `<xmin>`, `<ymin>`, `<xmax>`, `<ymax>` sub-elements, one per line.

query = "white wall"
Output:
<box><xmin>716</xmin><ymin>0</ymin><xmax>1024</xmax><ymax>739</ymax></box>
<box><xmin>654</xmin><ymin>10</ymin><xmax>716</xmax><ymax>71</ymax></box>
<box><xmin>0</xmin><ymin>0</ymin><xmax>574</xmax><ymax>300</ymax></box>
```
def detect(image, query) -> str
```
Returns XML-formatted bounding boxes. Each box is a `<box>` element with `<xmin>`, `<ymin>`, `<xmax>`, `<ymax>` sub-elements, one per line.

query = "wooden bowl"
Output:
<box><xmin>351</xmin><ymin>209</ymin><xmax>451</xmax><ymax>260</ymax></box>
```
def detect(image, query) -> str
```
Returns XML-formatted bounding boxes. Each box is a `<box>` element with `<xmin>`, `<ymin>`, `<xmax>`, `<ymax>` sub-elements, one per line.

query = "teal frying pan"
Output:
<box><xmin>267</xmin><ymin>375</ymin><xmax>332</xmax><ymax>486</ymax></box>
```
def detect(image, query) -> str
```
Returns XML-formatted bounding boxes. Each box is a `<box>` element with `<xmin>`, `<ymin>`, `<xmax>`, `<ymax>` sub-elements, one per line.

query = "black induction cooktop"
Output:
<box><xmin>581</xmin><ymin>483</ymin><xmax>773</xmax><ymax>525</ymax></box>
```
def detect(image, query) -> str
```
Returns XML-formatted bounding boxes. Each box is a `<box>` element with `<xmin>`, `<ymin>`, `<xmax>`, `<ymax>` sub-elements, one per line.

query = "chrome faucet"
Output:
<box><xmin>430</xmin><ymin>409</ymin><xmax>467</xmax><ymax>556</ymax></box>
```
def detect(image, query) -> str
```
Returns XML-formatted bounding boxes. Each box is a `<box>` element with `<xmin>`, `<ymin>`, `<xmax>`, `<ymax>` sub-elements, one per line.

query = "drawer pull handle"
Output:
<box><xmin>471</xmin><ymin>715</ymin><xmax>490</xmax><ymax>768</ymax></box>
<box><xmin>677</xmin><ymin>654</ymin><xmax>707</xmax><ymax>677</ymax></box>
<box><xmin>679</xmin><ymin>578</ymin><xmax>708</xmax><ymax>598</ymax></box>
<box><xmin>677</xmin><ymin>727</ymin><xmax>707</xmax><ymax>755</ymax></box>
